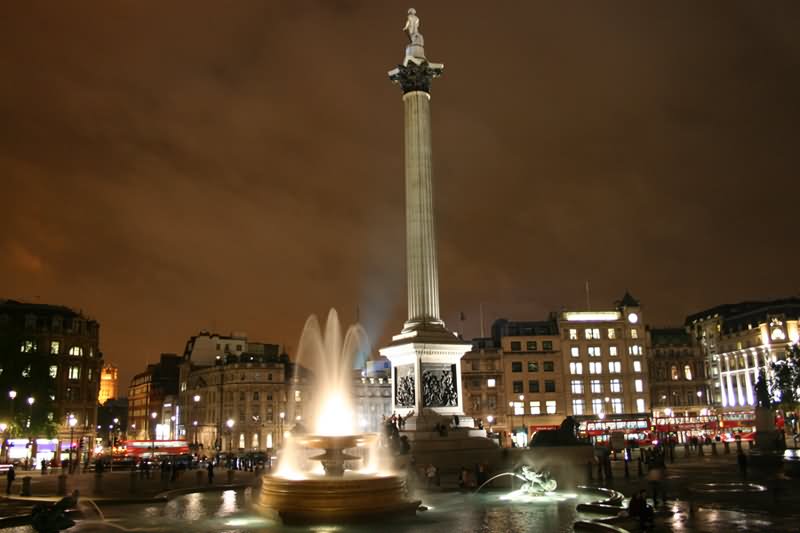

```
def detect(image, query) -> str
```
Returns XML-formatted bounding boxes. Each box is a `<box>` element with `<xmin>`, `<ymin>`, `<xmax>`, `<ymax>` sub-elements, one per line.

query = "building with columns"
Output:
<box><xmin>686</xmin><ymin>298</ymin><xmax>800</xmax><ymax>418</ymax></box>
<box><xmin>461</xmin><ymin>338</ymin><xmax>505</xmax><ymax>434</ymax></box>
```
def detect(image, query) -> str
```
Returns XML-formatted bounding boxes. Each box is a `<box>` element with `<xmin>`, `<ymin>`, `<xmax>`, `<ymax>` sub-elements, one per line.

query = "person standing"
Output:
<box><xmin>737</xmin><ymin>450</ymin><xmax>748</xmax><ymax>479</ymax></box>
<box><xmin>6</xmin><ymin>464</ymin><xmax>16</xmax><ymax>495</ymax></box>
<box><xmin>207</xmin><ymin>460</ymin><xmax>214</xmax><ymax>484</ymax></box>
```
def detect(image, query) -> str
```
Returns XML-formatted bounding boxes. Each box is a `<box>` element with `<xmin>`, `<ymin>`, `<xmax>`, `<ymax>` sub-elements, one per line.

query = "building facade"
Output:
<box><xmin>0</xmin><ymin>300</ymin><xmax>103</xmax><ymax>464</ymax></box>
<box><xmin>127</xmin><ymin>353</ymin><xmax>181</xmax><ymax>441</ymax></box>
<box><xmin>98</xmin><ymin>363</ymin><xmax>119</xmax><ymax>405</ymax></box>
<box><xmin>461</xmin><ymin>338</ymin><xmax>505</xmax><ymax>435</ymax></box>
<box><xmin>686</xmin><ymin>298</ymin><xmax>800</xmax><ymax>418</ymax></box>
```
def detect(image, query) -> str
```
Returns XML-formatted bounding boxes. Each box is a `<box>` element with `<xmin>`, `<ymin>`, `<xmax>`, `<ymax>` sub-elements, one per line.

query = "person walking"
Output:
<box><xmin>6</xmin><ymin>464</ymin><xmax>16</xmax><ymax>495</ymax></box>
<box><xmin>737</xmin><ymin>449</ymin><xmax>748</xmax><ymax>479</ymax></box>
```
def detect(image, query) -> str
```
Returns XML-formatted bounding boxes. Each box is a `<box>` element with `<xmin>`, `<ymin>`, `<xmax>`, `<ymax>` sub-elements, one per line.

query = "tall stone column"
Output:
<box><xmin>381</xmin><ymin>10</ymin><xmax>471</xmax><ymax>428</ymax></box>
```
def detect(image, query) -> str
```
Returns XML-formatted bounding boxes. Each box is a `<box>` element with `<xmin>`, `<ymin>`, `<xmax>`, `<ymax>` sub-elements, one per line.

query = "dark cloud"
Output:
<box><xmin>1</xmin><ymin>1</ymin><xmax>799</xmax><ymax>385</ymax></box>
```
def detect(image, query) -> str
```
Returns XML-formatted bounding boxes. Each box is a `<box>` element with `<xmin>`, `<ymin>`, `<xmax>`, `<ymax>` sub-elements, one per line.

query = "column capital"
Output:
<box><xmin>388</xmin><ymin>60</ymin><xmax>444</xmax><ymax>94</ymax></box>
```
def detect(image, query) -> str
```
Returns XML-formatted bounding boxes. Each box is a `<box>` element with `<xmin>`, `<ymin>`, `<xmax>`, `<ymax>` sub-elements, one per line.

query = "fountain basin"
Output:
<box><xmin>258</xmin><ymin>472</ymin><xmax>420</xmax><ymax>523</ymax></box>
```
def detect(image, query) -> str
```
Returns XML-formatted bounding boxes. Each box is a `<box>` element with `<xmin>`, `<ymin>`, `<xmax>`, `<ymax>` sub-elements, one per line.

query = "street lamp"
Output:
<box><xmin>27</xmin><ymin>397</ymin><xmax>35</xmax><ymax>430</ymax></box>
<box><xmin>150</xmin><ymin>412</ymin><xmax>157</xmax><ymax>457</ymax></box>
<box><xmin>192</xmin><ymin>395</ymin><xmax>201</xmax><ymax>449</ymax></box>
<box><xmin>486</xmin><ymin>415</ymin><xmax>494</xmax><ymax>433</ymax></box>
<box><xmin>68</xmin><ymin>415</ymin><xmax>77</xmax><ymax>474</ymax></box>
<box><xmin>226</xmin><ymin>419</ymin><xmax>235</xmax><ymax>466</ymax></box>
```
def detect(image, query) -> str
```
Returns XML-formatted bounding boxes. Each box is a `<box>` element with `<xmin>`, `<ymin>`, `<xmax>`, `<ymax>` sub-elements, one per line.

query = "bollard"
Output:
<box><xmin>227</xmin><ymin>469</ymin><xmax>235</xmax><ymax>484</ymax></box>
<box><xmin>711</xmin><ymin>442</ymin><xmax>718</xmax><ymax>455</ymax></box>
<box><xmin>21</xmin><ymin>476</ymin><xmax>32</xmax><ymax>496</ymax></box>
<box><xmin>724</xmin><ymin>441</ymin><xmax>730</xmax><ymax>454</ymax></box>
<box><xmin>57</xmin><ymin>474</ymin><xmax>68</xmax><ymax>496</ymax></box>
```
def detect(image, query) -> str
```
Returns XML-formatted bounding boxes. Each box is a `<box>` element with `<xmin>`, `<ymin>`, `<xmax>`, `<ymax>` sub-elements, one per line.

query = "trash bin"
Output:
<box><xmin>21</xmin><ymin>476</ymin><xmax>32</xmax><ymax>496</ymax></box>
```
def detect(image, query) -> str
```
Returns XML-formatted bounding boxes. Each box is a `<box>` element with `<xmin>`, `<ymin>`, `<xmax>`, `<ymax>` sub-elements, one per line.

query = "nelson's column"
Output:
<box><xmin>380</xmin><ymin>9</ymin><xmax>474</xmax><ymax>431</ymax></box>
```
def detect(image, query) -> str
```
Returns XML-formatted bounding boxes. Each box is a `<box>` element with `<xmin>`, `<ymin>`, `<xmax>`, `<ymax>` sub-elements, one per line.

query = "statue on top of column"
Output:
<box><xmin>403</xmin><ymin>8</ymin><xmax>424</xmax><ymax>46</ymax></box>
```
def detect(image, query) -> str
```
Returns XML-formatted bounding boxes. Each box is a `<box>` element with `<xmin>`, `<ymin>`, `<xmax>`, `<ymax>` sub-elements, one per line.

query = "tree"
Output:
<box><xmin>769</xmin><ymin>344</ymin><xmax>800</xmax><ymax>412</ymax></box>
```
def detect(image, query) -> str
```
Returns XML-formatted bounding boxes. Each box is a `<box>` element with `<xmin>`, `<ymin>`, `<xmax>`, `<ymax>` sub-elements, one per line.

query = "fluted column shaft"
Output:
<box><xmin>403</xmin><ymin>90</ymin><xmax>442</xmax><ymax>330</ymax></box>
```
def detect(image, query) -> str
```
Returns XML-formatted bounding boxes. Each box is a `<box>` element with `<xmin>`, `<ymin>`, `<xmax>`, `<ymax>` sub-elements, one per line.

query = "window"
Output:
<box><xmin>571</xmin><ymin>380</ymin><xmax>584</xmax><ymax>394</ymax></box>
<box><xmin>487</xmin><ymin>395</ymin><xmax>497</xmax><ymax>409</ymax></box>
<box><xmin>69</xmin><ymin>346</ymin><xmax>83</xmax><ymax>357</ymax></box>
<box><xmin>526</xmin><ymin>341</ymin><xmax>537</xmax><ymax>351</ymax></box>
<box><xmin>569</xmin><ymin>362</ymin><xmax>583</xmax><ymax>375</ymax></box>
<box><xmin>609</xmin><ymin>346</ymin><xmax>618</xmax><ymax>357</ymax></box>
<box><xmin>636</xmin><ymin>398</ymin><xmax>646</xmax><ymax>412</ymax></box>
<box><xmin>545</xmin><ymin>400</ymin><xmax>557</xmax><ymax>414</ymax></box>
<box><xmin>607</xmin><ymin>328</ymin><xmax>616</xmax><ymax>340</ymax></box>
<box><xmin>471</xmin><ymin>360</ymin><xmax>480</xmax><ymax>371</ymax></box>
<box><xmin>49</xmin><ymin>365</ymin><xmax>58</xmax><ymax>378</ymax></box>
<box><xmin>239</xmin><ymin>391</ymin><xmax>246</xmax><ymax>401</ymax></box>
<box><xmin>671</xmin><ymin>365</ymin><xmax>679</xmax><ymax>380</ymax></box>
<box><xmin>590</xmin><ymin>379</ymin><xmax>602</xmax><ymax>394</ymax></box>
<box><xmin>50</xmin><ymin>341</ymin><xmax>60</xmax><ymax>355</ymax></box>
<box><xmin>253</xmin><ymin>392</ymin><xmax>260</xmax><ymax>401</ymax></box>
<box><xmin>513</xmin><ymin>381</ymin><xmax>523</xmax><ymax>394</ymax></box>
<box><xmin>236</xmin><ymin>344</ymin><xmax>242</xmax><ymax>351</ymax></box>
<box><xmin>609</xmin><ymin>379</ymin><xmax>622</xmax><ymax>393</ymax></box>
<box><xmin>513</xmin><ymin>401</ymin><xmax>525</xmax><ymax>415</ymax></box>
<box><xmin>528</xmin><ymin>361</ymin><xmax>538</xmax><ymax>372</ymax></box>
<box><xmin>585</xmin><ymin>328</ymin><xmax>600</xmax><ymax>340</ymax></box>
<box><xmin>589</xmin><ymin>362</ymin><xmax>602</xmax><ymax>374</ymax></box>
<box><xmin>487</xmin><ymin>378</ymin><xmax>496</xmax><ymax>388</ymax></box>
<box><xmin>511</xmin><ymin>361</ymin><xmax>522</xmax><ymax>372</ymax></box>
<box><xmin>68</xmin><ymin>366</ymin><xmax>80</xmax><ymax>380</ymax></box>
<box><xmin>629</xmin><ymin>345</ymin><xmax>643</xmax><ymax>356</ymax></box>
<box><xmin>611</xmin><ymin>398</ymin><xmax>623</xmax><ymax>414</ymax></box>
<box><xmin>294</xmin><ymin>390</ymin><xmax>302</xmax><ymax>401</ymax></box>
<box><xmin>608</xmin><ymin>361</ymin><xmax>621</xmax><ymax>374</ymax></box>
<box><xmin>634</xmin><ymin>379</ymin><xmax>644</xmax><ymax>393</ymax></box>
<box><xmin>542</xmin><ymin>341</ymin><xmax>553</xmax><ymax>351</ymax></box>
<box><xmin>570</xmin><ymin>346</ymin><xmax>580</xmax><ymax>358</ymax></box>
<box><xmin>572</xmin><ymin>399</ymin><xmax>584</xmax><ymax>415</ymax></box>
<box><xmin>633</xmin><ymin>361</ymin><xmax>642</xmax><ymax>373</ymax></box>
<box><xmin>528</xmin><ymin>380</ymin><xmax>539</xmax><ymax>393</ymax></box>
<box><xmin>588</xmin><ymin>346</ymin><xmax>601</xmax><ymax>357</ymax></box>
<box><xmin>630</xmin><ymin>328</ymin><xmax>639</xmax><ymax>339</ymax></box>
<box><xmin>684</xmin><ymin>365</ymin><xmax>693</xmax><ymax>380</ymax></box>
<box><xmin>20</xmin><ymin>340</ymin><xmax>36</xmax><ymax>353</ymax></box>
<box><xmin>569</xmin><ymin>329</ymin><xmax>578</xmax><ymax>340</ymax></box>
<box><xmin>592</xmin><ymin>398</ymin><xmax>603</xmax><ymax>414</ymax></box>
<box><xmin>544</xmin><ymin>380</ymin><xmax>556</xmax><ymax>393</ymax></box>
<box><xmin>529</xmin><ymin>401</ymin><xmax>541</xmax><ymax>415</ymax></box>
<box><xmin>510</xmin><ymin>341</ymin><xmax>522</xmax><ymax>352</ymax></box>
<box><xmin>543</xmin><ymin>361</ymin><xmax>554</xmax><ymax>372</ymax></box>
<box><xmin>21</xmin><ymin>364</ymin><xmax>31</xmax><ymax>377</ymax></box>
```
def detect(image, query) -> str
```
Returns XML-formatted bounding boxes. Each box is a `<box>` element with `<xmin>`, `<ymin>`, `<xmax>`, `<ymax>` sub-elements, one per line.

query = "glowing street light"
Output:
<box><xmin>226</xmin><ymin>419</ymin><xmax>235</xmax><ymax>456</ymax></box>
<box><xmin>193</xmin><ymin>394</ymin><xmax>201</xmax><ymax>403</ymax></box>
<box><xmin>68</xmin><ymin>415</ymin><xmax>78</xmax><ymax>474</ymax></box>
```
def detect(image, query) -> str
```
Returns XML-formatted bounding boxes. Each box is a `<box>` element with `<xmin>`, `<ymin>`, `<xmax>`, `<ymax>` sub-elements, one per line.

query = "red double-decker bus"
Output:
<box><xmin>115</xmin><ymin>440</ymin><xmax>190</xmax><ymax>459</ymax></box>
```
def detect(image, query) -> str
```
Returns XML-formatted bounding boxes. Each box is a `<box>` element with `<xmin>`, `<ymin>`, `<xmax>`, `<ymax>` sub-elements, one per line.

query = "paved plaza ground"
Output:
<box><xmin>1</xmin><ymin>447</ymin><xmax>799</xmax><ymax>532</ymax></box>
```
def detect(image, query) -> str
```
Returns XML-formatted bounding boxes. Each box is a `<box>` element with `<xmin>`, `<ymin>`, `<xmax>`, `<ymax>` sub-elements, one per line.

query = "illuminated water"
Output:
<box><xmin>63</xmin><ymin>489</ymin><xmax>597</xmax><ymax>533</ymax></box>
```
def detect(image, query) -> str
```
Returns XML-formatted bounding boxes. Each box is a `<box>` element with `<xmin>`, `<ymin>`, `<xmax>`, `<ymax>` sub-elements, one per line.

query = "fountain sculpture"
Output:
<box><xmin>258</xmin><ymin>309</ymin><xmax>420</xmax><ymax>523</ymax></box>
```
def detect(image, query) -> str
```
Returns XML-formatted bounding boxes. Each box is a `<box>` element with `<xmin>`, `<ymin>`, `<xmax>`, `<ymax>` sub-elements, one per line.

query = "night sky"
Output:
<box><xmin>2</xmin><ymin>2</ymin><xmax>799</xmax><ymax>386</ymax></box>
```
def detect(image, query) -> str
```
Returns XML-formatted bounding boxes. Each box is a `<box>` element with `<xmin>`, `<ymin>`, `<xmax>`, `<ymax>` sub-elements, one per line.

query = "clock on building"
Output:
<box><xmin>627</xmin><ymin>312</ymin><xmax>639</xmax><ymax>324</ymax></box>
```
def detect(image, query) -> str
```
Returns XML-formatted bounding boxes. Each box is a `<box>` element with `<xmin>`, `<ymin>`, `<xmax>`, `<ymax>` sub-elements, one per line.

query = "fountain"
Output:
<box><xmin>258</xmin><ymin>309</ymin><xmax>420</xmax><ymax>523</ymax></box>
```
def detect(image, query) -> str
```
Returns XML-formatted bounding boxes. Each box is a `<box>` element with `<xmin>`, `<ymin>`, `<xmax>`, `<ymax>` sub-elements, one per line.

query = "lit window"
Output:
<box><xmin>569</xmin><ymin>362</ymin><xmax>583</xmax><ymax>375</ymax></box>
<box><xmin>609</xmin><ymin>346</ymin><xmax>618</xmax><ymax>357</ymax></box>
<box><xmin>487</xmin><ymin>378</ymin><xmax>496</xmax><ymax>388</ymax></box>
<box><xmin>629</xmin><ymin>345</ymin><xmax>643</xmax><ymax>356</ymax></box>
<box><xmin>633</xmin><ymin>361</ymin><xmax>642</xmax><ymax>373</ymax></box>
<box><xmin>49</xmin><ymin>365</ymin><xmax>58</xmax><ymax>378</ymax></box>
<box><xmin>513</xmin><ymin>401</ymin><xmax>525</xmax><ymax>415</ymax></box>
<box><xmin>572</xmin><ymin>399</ymin><xmax>584</xmax><ymax>415</ymax></box>
<box><xmin>592</xmin><ymin>398</ymin><xmax>603</xmax><ymax>414</ymax></box>
<box><xmin>630</xmin><ymin>328</ymin><xmax>639</xmax><ymax>339</ymax></box>
<box><xmin>294</xmin><ymin>390</ymin><xmax>301</xmax><ymax>402</ymax></box>
<box><xmin>22</xmin><ymin>365</ymin><xmax>31</xmax><ymax>377</ymax></box>
<box><xmin>608</xmin><ymin>361</ymin><xmax>621</xmax><ymax>374</ymax></box>
<box><xmin>610</xmin><ymin>379</ymin><xmax>622</xmax><ymax>393</ymax></box>
<box><xmin>590</xmin><ymin>379</ymin><xmax>602</xmax><ymax>393</ymax></box>
<box><xmin>570</xmin><ymin>346</ymin><xmax>580</xmax><ymax>358</ymax></box>
<box><xmin>589</xmin><ymin>362</ymin><xmax>602</xmax><ymax>374</ymax></box>
<box><xmin>569</xmin><ymin>329</ymin><xmax>578</xmax><ymax>340</ymax></box>
<box><xmin>68</xmin><ymin>346</ymin><xmax>83</xmax><ymax>357</ymax></box>
<box><xmin>611</xmin><ymin>398</ymin><xmax>623</xmax><ymax>414</ymax></box>
<box><xmin>20</xmin><ymin>340</ymin><xmax>36</xmax><ymax>353</ymax></box>
<box><xmin>636</xmin><ymin>398</ymin><xmax>646</xmax><ymax>412</ymax></box>
<box><xmin>684</xmin><ymin>365</ymin><xmax>693</xmax><ymax>380</ymax></box>
<box><xmin>50</xmin><ymin>341</ymin><xmax>60</xmax><ymax>355</ymax></box>
<box><xmin>634</xmin><ymin>379</ymin><xmax>643</xmax><ymax>392</ymax></box>
<box><xmin>529</xmin><ymin>401</ymin><xmax>541</xmax><ymax>415</ymax></box>
<box><xmin>68</xmin><ymin>366</ymin><xmax>80</xmax><ymax>380</ymax></box>
<box><xmin>571</xmin><ymin>380</ymin><xmax>584</xmax><ymax>394</ymax></box>
<box><xmin>607</xmin><ymin>328</ymin><xmax>616</xmax><ymax>340</ymax></box>
<box><xmin>671</xmin><ymin>366</ymin><xmax>679</xmax><ymax>380</ymax></box>
<box><xmin>585</xmin><ymin>328</ymin><xmax>600</xmax><ymax>340</ymax></box>
<box><xmin>588</xmin><ymin>346</ymin><xmax>602</xmax><ymax>357</ymax></box>
<box><xmin>545</xmin><ymin>400</ymin><xmax>557</xmax><ymax>414</ymax></box>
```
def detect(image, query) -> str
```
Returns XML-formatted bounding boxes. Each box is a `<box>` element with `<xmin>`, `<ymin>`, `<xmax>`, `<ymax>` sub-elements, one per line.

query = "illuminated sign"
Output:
<box><xmin>564</xmin><ymin>312</ymin><xmax>621</xmax><ymax>322</ymax></box>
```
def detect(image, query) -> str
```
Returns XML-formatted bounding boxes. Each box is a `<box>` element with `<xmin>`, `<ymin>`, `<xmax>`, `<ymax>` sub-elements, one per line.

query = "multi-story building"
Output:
<box><xmin>461</xmin><ymin>338</ymin><xmax>505</xmax><ymax>434</ymax></box>
<box><xmin>491</xmin><ymin>319</ymin><xmax>562</xmax><ymax>446</ymax></box>
<box><xmin>686</xmin><ymin>298</ymin><xmax>800</xmax><ymax>424</ymax></box>
<box><xmin>556</xmin><ymin>292</ymin><xmax>651</xmax><ymax>444</ymax></box>
<box><xmin>98</xmin><ymin>363</ymin><xmax>118</xmax><ymax>405</ymax></box>
<box><xmin>0</xmin><ymin>300</ymin><xmax>103</xmax><ymax>465</ymax></box>
<box><xmin>648</xmin><ymin>327</ymin><xmax>712</xmax><ymax>441</ymax></box>
<box><xmin>127</xmin><ymin>353</ymin><xmax>181</xmax><ymax>441</ymax></box>
<box><xmin>182</xmin><ymin>331</ymin><xmax>271</xmax><ymax>366</ymax></box>
<box><xmin>353</xmin><ymin>358</ymin><xmax>392</xmax><ymax>433</ymax></box>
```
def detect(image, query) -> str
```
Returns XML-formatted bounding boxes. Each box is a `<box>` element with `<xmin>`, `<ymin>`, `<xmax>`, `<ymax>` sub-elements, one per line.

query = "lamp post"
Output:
<box><xmin>192</xmin><ymin>395</ymin><xmax>201</xmax><ymax>450</ymax></box>
<box><xmin>68</xmin><ymin>415</ymin><xmax>77</xmax><ymax>474</ymax></box>
<box><xmin>486</xmin><ymin>415</ymin><xmax>494</xmax><ymax>433</ymax></box>
<box><xmin>278</xmin><ymin>412</ymin><xmax>285</xmax><ymax>448</ymax></box>
<box><xmin>8</xmin><ymin>390</ymin><xmax>16</xmax><ymax>419</ymax></box>
<box><xmin>27</xmin><ymin>396</ymin><xmax>35</xmax><ymax>433</ymax></box>
<box><xmin>150</xmin><ymin>412</ymin><xmax>157</xmax><ymax>458</ymax></box>
<box><xmin>226</xmin><ymin>419</ymin><xmax>234</xmax><ymax>468</ymax></box>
